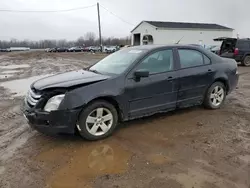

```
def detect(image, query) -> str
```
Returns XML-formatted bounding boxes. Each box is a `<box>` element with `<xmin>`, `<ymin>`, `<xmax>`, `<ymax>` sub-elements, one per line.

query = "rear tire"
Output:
<box><xmin>204</xmin><ymin>82</ymin><xmax>226</xmax><ymax>109</ymax></box>
<box><xmin>243</xmin><ymin>56</ymin><xmax>250</xmax><ymax>66</ymax></box>
<box><xmin>77</xmin><ymin>100</ymin><xmax>118</xmax><ymax>141</ymax></box>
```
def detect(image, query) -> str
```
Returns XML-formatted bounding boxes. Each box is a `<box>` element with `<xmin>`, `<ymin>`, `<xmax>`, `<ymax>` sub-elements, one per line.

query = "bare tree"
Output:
<box><xmin>84</xmin><ymin>32</ymin><xmax>96</xmax><ymax>46</ymax></box>
<box><xmin>57</xmin><ymin>39</ymin><xmax>67</xmax><ymax>47</ymax></box>
<box><xmin>0</xmin><ymin>33</ymin><xmax>131</xmax><ymax>49</ymax></box>
<box><xmin>75</xmin><ymin>37</ymin><xmax>85</xmax><ymax>46</ymax></box>
<box><xmin>84</xmin><ymin>32</ymin><xmax>96</xmax><ymax>41</ymax></box>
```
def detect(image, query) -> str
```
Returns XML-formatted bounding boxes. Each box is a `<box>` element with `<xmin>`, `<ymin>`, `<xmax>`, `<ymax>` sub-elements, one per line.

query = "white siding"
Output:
<box><xmin>131</xmin><ymin>22</ymin><xmax>233</xmax><ymax>46</ymax></box>
<box><xmin>154</xmin><ymin>28</ymin><xmax>233</xmax><ymax>46</ymax></box>
<box><xmin>131</xmin><ymin>22</ymin><xmax>157</xmax><ymax>45</ymax></box>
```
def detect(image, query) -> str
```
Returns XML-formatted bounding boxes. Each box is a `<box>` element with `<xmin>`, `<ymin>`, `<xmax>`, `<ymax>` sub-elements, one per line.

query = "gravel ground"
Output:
<box><xmin>0</xmin><ymin>51</ymin><xmax>249</xmax><ymax>188</ymax></box>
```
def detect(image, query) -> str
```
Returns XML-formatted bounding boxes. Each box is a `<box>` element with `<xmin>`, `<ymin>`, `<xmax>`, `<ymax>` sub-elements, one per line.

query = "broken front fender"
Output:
<box><xmin>59</xmin><ymin>77</ymin><xmax>124</xmax><ymax>110</ymax></box>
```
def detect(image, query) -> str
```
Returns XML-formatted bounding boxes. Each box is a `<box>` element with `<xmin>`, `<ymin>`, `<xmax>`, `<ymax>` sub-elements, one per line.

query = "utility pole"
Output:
<box><xmin>97</xmin><ymin>2</ymin><xmax>102</xmax><ymax>52</ymax></box>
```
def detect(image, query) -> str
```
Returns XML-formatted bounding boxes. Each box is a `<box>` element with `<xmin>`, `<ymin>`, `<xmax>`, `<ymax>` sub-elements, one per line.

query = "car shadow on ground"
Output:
<box><xmin>36</xmin><ymin>105</ymin><xmax>206</xmax><ymax>143</ymax></box>
<box><xmin>121</xmin><ymin>106</ymin><xmax>204</xmax><ymax>128</ymax></box>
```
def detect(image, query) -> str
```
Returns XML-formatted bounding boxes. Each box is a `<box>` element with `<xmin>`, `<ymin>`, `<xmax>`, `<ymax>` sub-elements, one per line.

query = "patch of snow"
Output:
<box><xmin>1</xmin><ymin>70</ymin><xmax>20</xmax><ymax>74</ymax></box>
<box><xmin>0</xmin><ymin>74</ymin><xmax>14</xmax><ymax>79</ymax></box>
<box><xmin>0</xmin><ymin>74</ymin><xmax>52</xmax><ymax>96</ymax></box>
<box><xmin>0</xmin><ymin>64</ymin><xmax>30</xmax><ymax>69</ymax></box>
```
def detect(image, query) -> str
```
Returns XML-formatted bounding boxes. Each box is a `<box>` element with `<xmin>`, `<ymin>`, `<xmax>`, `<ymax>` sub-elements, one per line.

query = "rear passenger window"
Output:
<box><xmin>178</xmin><ymin>49</ymin><xmax>203</xmax><ymax>68</ymax></box>
<box><xmin>204</xmin><ymin>55</ymin><xmax>211</xmax><ymax>65</ymax></box>
<box><xmin>237</xmin><ymin>41</ymin><xmax>250</xmax><ymax>49</ymax></box>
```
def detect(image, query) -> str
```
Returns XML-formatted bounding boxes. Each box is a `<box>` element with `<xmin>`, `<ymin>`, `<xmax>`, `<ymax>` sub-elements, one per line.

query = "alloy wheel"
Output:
<box><xmin>210</xmin><ymin>86</ymin><xmax>224</xmax><ymax>106</ymax></box>
<box><xmin>86</xmin><ymin>107</ymin><xmax>113</xmax><ymax>136</ymax></box>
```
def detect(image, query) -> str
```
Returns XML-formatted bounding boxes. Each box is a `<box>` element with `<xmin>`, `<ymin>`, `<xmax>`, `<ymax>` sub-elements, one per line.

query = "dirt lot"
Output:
<box><xmin>0</xmin><ymin>51</ymin><xmax>249</xmax><ymax>188</ymax></box>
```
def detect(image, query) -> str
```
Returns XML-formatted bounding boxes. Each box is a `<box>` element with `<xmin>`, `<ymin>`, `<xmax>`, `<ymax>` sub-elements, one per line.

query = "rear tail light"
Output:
<box><xmin>218</xmin><ymin>48</ymin><xmax>222</xmax><ymax>55</ymax></box>
<box><xmin>234</xmin><ymin>48</ymin><xmax>239</xmax><ymax>55</ymax></box>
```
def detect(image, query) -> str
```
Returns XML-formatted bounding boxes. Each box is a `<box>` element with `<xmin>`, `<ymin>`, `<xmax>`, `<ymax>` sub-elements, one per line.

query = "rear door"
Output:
<box><xmin>176</xmin><ymin>48</ymin><xmax>214</xmax><ymax>107</ymax></box>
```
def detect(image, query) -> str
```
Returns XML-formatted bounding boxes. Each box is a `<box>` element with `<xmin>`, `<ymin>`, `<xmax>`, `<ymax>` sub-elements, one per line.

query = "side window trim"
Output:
<box><xmin>148</xmin><ymin>68</ymin><xmax>175</xmax><ymax>76</ymax></box>
<box><xmin>177</xmin><ymin>48</ymin><xmax>209</xmax><ymax>69</ymax></box>
<box><xmin>203</xmin><ymin>54</ymin><xmax>212</xmax><ymax>65</ymax></box>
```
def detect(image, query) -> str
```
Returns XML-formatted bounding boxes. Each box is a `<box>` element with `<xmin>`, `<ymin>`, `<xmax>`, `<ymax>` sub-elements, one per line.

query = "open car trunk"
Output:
<box><xmin>213</xmin><ymin>37</ymin><xmax>237</xmax><ymax>58</ymax></box>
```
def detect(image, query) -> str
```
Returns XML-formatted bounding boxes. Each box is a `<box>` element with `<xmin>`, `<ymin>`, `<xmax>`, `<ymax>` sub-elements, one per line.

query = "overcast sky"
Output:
<box><xmin>0</xmin><ymin>0</ymin><xmax>248</xmax><ymax>41</ymax></box>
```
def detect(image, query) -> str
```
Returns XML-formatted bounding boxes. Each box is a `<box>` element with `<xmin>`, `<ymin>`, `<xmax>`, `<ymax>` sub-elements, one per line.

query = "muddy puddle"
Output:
<box><xmin>37</xmin><ymin>140</ymin><xmax>131</xmax><ymax>188</ymax></box>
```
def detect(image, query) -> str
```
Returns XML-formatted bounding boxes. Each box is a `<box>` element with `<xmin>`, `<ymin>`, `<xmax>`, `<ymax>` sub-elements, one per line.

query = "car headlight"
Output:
<box><xmin>44</xmin><ymin>94</ymin><xmax>65</xmax><ymax>112</ymax></box>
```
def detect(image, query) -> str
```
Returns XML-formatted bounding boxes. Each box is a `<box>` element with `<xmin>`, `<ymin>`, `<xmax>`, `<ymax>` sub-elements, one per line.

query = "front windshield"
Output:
<box><xmin>89</xmin><ymin>48</ymin><xmax>145</xmax><ymax>75</ymax></box>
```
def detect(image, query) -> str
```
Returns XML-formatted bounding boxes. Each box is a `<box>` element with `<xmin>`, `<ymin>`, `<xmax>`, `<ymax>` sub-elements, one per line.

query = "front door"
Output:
<box><xmin>124</xmin><ymin>49</ymin><xmax>178</xmax><ymax>118</ymax></box>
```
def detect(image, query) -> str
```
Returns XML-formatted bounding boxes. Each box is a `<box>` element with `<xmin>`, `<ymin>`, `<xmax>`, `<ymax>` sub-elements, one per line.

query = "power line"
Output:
<box><xmin>0</xmin><ymin>4</ymin><xmax>96</xmax><ymax>13</ymax></box>
<box><xmin>100</xmin><ymin>5</ymin><xmax>135</xmax><ymax>26</ymax></box>
<box><xmin>0</xmin><ymin>3</ymin><xmax>135</xmax><ymax>27</ymax></box>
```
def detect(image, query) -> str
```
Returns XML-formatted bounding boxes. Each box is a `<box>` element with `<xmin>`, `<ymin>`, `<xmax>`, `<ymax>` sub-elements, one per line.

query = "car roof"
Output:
<box><xmin>127</xmin><ymin>44</ymin><xmax>222</xmax><ymax>61</ymax></box>
<box><xmin>216</xmin><ymin>37</ymin><xmax>250</xmax><ymax>42</ymax></box>
<box><xmin>129</xmin><ymin>44</ymin><xmax>205</xmax><ymax>51</ymax></box>
<box><xmin>237</xmin><ymin>38</ymin><xmax>250</xmax><ymax>42</ymax></box>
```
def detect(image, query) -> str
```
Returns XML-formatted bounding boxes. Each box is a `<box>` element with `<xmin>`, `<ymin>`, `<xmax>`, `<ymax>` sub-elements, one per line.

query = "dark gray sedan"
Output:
<box><xmin>23</xmin><ymin>45</ymin><xmax>239</xmax><ymax>140</ymax></box>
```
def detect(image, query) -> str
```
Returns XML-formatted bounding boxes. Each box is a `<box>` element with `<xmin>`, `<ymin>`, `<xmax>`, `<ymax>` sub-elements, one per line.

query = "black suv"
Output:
<box><xmin>215</xmin><ymin>37</ymin><xmax>250</xmax><ymax>66</ymax></box>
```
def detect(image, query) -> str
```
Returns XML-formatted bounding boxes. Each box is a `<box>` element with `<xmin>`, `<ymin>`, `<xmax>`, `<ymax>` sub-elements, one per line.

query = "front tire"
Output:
<box><xmin>204</xmin><ymin>82</ymin><xmax>226</xmax><ymax>109</ymax></box>
<box><xmin>77</xmin><ymin>100</ymin><xmax>118</xmax><ymax>141</ymax></box>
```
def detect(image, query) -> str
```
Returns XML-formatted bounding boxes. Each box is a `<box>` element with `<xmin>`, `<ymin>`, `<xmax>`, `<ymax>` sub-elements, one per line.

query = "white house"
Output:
<box><xmin>131</xmin><ymin>21</ymin><xmax>234</xmax><ymax>46</ymax></box>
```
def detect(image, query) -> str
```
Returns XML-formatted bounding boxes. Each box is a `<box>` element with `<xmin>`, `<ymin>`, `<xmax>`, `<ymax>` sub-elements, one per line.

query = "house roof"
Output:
<box><xmin>131</xmin><ymin>21</ymin><xmax>233</xmax><ymax>32</ymax></box>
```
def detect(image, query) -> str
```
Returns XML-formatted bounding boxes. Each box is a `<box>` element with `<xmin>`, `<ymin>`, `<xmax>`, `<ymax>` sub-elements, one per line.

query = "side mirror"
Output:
<box><xmin>134</xmin><ymin>69</ymin><xmax>149</xmax><ymax>78</ymax></box>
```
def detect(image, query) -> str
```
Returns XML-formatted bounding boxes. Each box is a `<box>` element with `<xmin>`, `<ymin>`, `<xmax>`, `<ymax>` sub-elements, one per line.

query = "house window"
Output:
<box><xmin>142</xmin><ymin>35</ymin><xmax>153</xmax><ymax>45</ymax></box>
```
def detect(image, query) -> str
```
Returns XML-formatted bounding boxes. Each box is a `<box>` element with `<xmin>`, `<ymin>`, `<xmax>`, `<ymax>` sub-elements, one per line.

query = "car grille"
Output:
<box><xmin>26</xmin><ymin>88</ymin><xmax>41</xmax><ymax>107</ymax></box>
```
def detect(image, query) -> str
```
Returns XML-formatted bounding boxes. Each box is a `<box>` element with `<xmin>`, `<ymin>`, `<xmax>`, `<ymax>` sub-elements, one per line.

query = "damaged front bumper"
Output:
<box><xmin>23</xmin><ymin>102</ymin><xmax>81</xmax><ymax>135</ymax></box>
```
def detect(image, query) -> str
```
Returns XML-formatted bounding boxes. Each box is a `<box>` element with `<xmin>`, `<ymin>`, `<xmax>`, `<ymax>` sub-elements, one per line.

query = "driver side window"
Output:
<box><xmin>136</xmin><ymin>49</ymin><xmax>174</xmax><ymax>74</ymax></box>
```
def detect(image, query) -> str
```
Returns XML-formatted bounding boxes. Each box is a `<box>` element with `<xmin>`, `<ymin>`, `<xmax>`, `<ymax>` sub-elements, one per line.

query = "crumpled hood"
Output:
<box><xmin>32</xmin><ymin>70</ymin><xmax>110</xmax><ymax>90</ymax></box>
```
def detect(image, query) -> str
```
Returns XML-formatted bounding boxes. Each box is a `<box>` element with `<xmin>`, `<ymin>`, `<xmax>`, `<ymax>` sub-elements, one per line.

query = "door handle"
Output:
<box><xmin>167</xmin><ymin>76</ymin><xmax>174</xmax><ymax>81</ymax></box>
<box><xmin>208</xmin><ymin>69</ymin><xmax>212</xmax><ymax>72</ymax></box>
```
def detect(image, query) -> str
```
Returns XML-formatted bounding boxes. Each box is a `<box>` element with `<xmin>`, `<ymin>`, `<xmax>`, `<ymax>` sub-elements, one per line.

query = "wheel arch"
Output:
<box><xmin>78</xmin><ymin>96</ymin><xmax>123</xmax><ymax>123</ymax></box>
<box><xmin>243</xmin><ymin>53</ymin><xmax>250</xmax><ymax>59</ymax></box>
<box><xmin>212</xmin><ymin>78</ymin><xmax>229</xmax><ymax>94</ymax></box>
<box><xmin>204</xmin><ymin>79</ymin><xmax>227</xmax><ymax>109</ymax></box>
